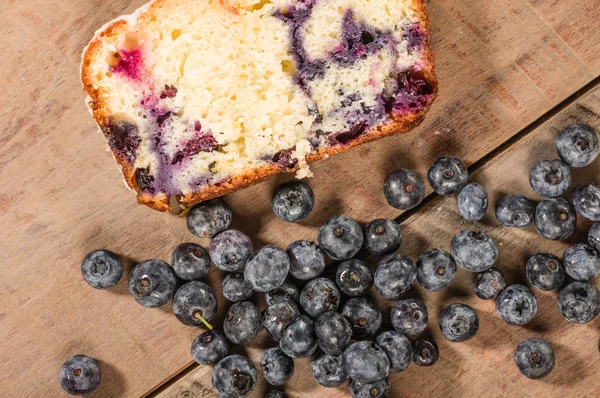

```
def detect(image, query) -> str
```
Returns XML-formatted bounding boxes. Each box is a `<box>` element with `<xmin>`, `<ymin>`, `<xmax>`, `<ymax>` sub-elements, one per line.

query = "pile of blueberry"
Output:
<box><xmin>60</xmin><ymin>124</ymin><xmax>600</xmax><ymax>397</ymax></box>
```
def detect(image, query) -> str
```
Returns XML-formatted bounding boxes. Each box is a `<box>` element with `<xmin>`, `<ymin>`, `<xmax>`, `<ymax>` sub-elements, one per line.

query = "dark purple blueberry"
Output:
<box><xmin>571</xmin><ymin>183</ymin><xmax>600</xmax><ymax>221</ymax></box>
<box><xmin>374</xmin><ymin>254</ymin><xmax>417</xmax><ymax>299</ymax></box>
<box><xmin>525</xmin><ymin>253</ymin><xmax>565</xmax><ymax>291</ymax></box>
<box><xmin>171</xmin><ymin>242</ymin><xmax>210</xmax><ymax>281</ymax></box>
<box><xmin>223</xmin><ymin>301</ymin><xmax>262</xmax><ymax>345</ymax></box>
<box><xmin>383</xmin><ymin>168</ymin><xmax>426</xmax><ymax>210</ymax></box>
<box><xmin>557</xmin><ymin>281</ymin><xmax>600</xmax><ymax>324</ymax></box>
<box><xmin>221</xmin><ymin>272</ymin><xmax>253</xmax><ymax>302</ymax></box>
<box><xmin>129</xmin><ymin>259</ymin><xmax>177</xmax><ymax>308</ymax></box>
<box><xmin>563</xmin><ymin>243</ymin><xmax>600</xmax><ymax>281</ymax></box>
<box><xmin>244</xmin><ymin>245</ymin><xmax>290</xmax><ymax>292</ymax></box>
<box><xmin>299</xmin><ymin>277</ymin><xmax>340</xmax><ymax>318</ymax></box>
<box><xmin>555</xmin><ymin>124</ymin><xmax>599</xmax><ymax>167</ymax></box>
<box><xmin>385</xmin><ymin>68</ymin><xmax>434</xmax><ymax>114</ymax></box>
<box><xmin>343</xmin><ymin>341</ymin><xmax>390</xmax><ymax>383</ymax></box>
<box><xmin>191</xmin><ymin>330</ymin><xmax>230</xmax><ymax>365</ymax></box>
<box><xmin>287</xmin><ymin>240</ymin><xmax>326</xmax><ymax>280</ymax></box>
<box><xmin>172</xmin><ymin>134</ymin><xmax>219</xmax><ymax>164</ymax></box>
<box><xmin>529</xmin><ymin>159</ymin><xmax>571</xmax><ymax>197</ymax></box>
<box><xmin>104</xmin><ymin>120</ymin><xmax>140</xmax><ymax>164</ymax></box>
<box><xmin>451</xmin><ymin>230</ymin><xmax>498</xmax><ymax>272</ymax></box>
<box><xmin>311</xmin><ymin>353</ymin><xmax>348</xmax><ymax>388</ymax></box>
<box><xmin>209</xmin><ymin>229</ymin><xmax>253</xmax><ymax>271</ymax></box>
<box><xmin>172</xmin><ymin>281</ymin><xmax>218</xmax><ymax>327</ymax></box>
<box><xmin>212</xmin><ymin>355</ymin><xmax>256</xmax><ymax>397</ymax></box>
<box><xmin>391</xmin><ymin>298</ymin><xmax>428</xmax><ymax>336</ymax></box>
<box><xmin>349</xmin><ymin>378</ymin><xmax>390</xmax><ymax>398</ymax></box>
<box><xmin>341</xmin><ymin>297</ymin><xmax>382</xmax><ymax>339</ymax></box>
<box><xmin>496</xmin><ymin>284</ymin><xmax>538</xmax><ymax>326</ymax></box>
<box><xmin>474</xmin><ymin>268</ymin><xmax>506</xmax><ymax>299</ymax></box>
<box><xmin>336</xmin><ymin>259</ymin><xmax>374</xmax><ymax>297</ymax></box>
<box><xmin>135</xmin><ymin>167</ymin><xmax>154</xmax><ymax>192</ymax></box>
<box><xmin>590</xmin><ymin>222</ymin><xmax>600</xmax><ymax>252</ymax></box>
<box><xmin>81</xmin><ymin>249</ymin><xmax>123</xmax><ymax>289</ymax></box>
<box><xmin>412</xmin><ymin>338</ymin><xmax>439</xmax><ymax>366</ymax></box>
<box><xmin>265</xmin><ymin>281</ymin><xmax>299</xmax><ymax>306</ymax></box>
<box><xmin>438</xmin><ymin>303</ymin><xmax>479</xmax><ymax>342</ymax></box>
<box><xmin>271</xmin><ymin>181</ymin><xmax>314</xmax><ymax>222</ymax></box>
<box><xmin>495</xmin><ymin>194</ymin><xmax>535</xmax><ymax>228</ymax></box>
<box><xmin>59</xmin><ymin>355</ymin><xmax>101</xmax><ymax>396</ymax></box>
<box><xmin>364</xmin><ymin>218</ymin><xmax>402</xmax><ymax>255</ymax></box>
<box><xmin>186</xmin><ymin>198</ymin><xmax>232</xmax><ymax>238</ymax></box>
<box><xmin>279</xmin><ymin>314</ymin><xmax>318</xmax><ymax>358</ymax></box>
<box><xmin>318</xmin><ymin>215</ymin><xmax>364</xmax><ymax>260</ymax></box>
<box><xmin>315</xmin><ymin>311</ymin><xmax>352</xmax><ymax>355</ymax></box>
<box><xmin>416</xmin><ymin>249</ymin><xmax>457</xmax><ymax>291</ymax></box>
<box><xmin>457</xmin><ymin>183</ymin><xmax>489</xmax><ymax>221</ymax></box>
<box><xmin>263</xmin><ymin>298</ymin><xmax>300</xmax><ymax>342</ymax></box>
<box><xmin>260</xmin><ymin>348</ymin><xmax>294</xmax><ymax>386</ymax></box>
<box><xmin>514</xmin><ymin>338</ymin><xmax>555</xmax><ymax>379</ymax></box>
<box><xmin>265</xmin><ymin>391</ymin><xmax>286</xmax><ymax>398</ymax></box>
<box><xmin>534</xmin><ymin>197</ymin><xmax>577</xmax><ymax>240</ymax></box>
<box><xmin>427</xmin><ymin>156</ymin><xmax>468</xmax><ymax>195</ymax></box>
<box><xmin>376</xmin><ymin>331</ymin><xmax>412</xmax><ymax>373</ymax></box>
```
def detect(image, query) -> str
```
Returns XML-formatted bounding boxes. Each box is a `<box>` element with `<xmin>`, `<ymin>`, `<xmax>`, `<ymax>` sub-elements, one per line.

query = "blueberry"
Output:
<box><xmin>558</xmin><ymin>281</ymin><xmax>600</xmax><ymax>323</ymax></box>
<box><xmin>59</xmin><ymin>355</ymin><xmax>101</xmax><ymax>396</ymax></box>
<box><xmin>318</xmin><ymin>215</ymin><xmax>364</xmax><ymax>260</ymax></box>
<box><xmin>374</xmin><ymin>254</ymin><xmax>417</xmax><ymax>299</ymax></box>
<box><xmin>412</xmin><ymin>338</ymin><xmax>439</xmax><ymax>366</ymax></box>
<box><xmin>349</xmin><ymin>378</ymin><xmax>390</xmax><ymax>398</ymax></box>
<box><xmin>563</xmin><ymin>243</ymin><xmax>600</xmax><ymax>281</ymax></box>
<box><xmin>173</xmin><ymin>281</ymin><xmax>218</xmax><ymax>327</ymax></box>
<box><xmin>129</xmin><ymin>259</ymin><xmax>177</xmax><ymax>308</ymax></box>
<box><xmin>209</xmin><ymin>229</ymin><xmax>253</xmax><ymax>271</ymax></box>
<box><xmin>451</xmin><ymin>230</ymin><xmax>498</xmax><ymax>272</ymax></box>
<box><xmin>457</xmin><ymin>183</ymin><xmax>488</xmax><ymax>221</ymax></box>
<box><xmin>529</xmin><ymin>159</ymin><xmax>571</xmax><ymax>197</ymax></box>
<box><xmin>279</xmin><ymin>314</ymin><xmax>318</xmax><ymax>358</ymax></box>
<box><xmin>265</xmin><ymin>281</ymin><xmax>299</xmax><ymax>306</ymax></box>
<box><xmin>375</xmin><ymin>331</ymin><xmax>412</xmax><ymax>373</ymax></box>
<box><xmin>495</xmin><ymin>194</ymin><xmax>535</xmax><ymax>228</ymax></box>
<box><xmin>364</xmin><ymin>218</ymin><xmax>403</xmax><ymax>255</ymax></box>
<box><xmin>263</xmin><ymin>298</ymin><xmax>300</xmax><ymax>342</ymax></box>
<box><xmin>427</xmin><ymin>156</ymin><xmax>468</xmax><ymax>195</ymax></box>
<box><xmin>286</xmin><ymin>240</ymin><xmax>326</xmax><ymax>280</ymax></box>
<box><xmin>525</xmin><ymin>253</ymin><xmax>565</xmax><ymax>291</ymax></box>
<box><xmin>416</xmin><ymin>249</ymin><xmax>457</xmax><ymax>291</ymax></box>
<box><xmin>439</xmin><ymin>303</ymin><xmax>479</xmax><ymax>342</ymax></box>
<box><xmin>191</xmin><ymin>330</ymin><xmax>230</xmax><ymax>365</ymax></box>
<box><xmin>496</xmin><ymin>284</ymin><xmax>537</xmax><ymax>326</ymax></box>
<box><xmin>221</xmin><ymin>272</ymin><xmax>253</xmax><ymax>302</ymax></box>
<box><xmin>555</xmin><ymin>124</ymin><xmax>599</xmax><ymax>167</ymax></box>
<box><xmin>81</xmin><ymin>249</ymin><xmax>123</xmax><ymax>289</ymax></box>
<box><xmin>299</xmin><ymin>277</ymin><xmax>340</xmax><ymax>318</ymax></box>
<box><xmin>590</xmin><ymin>222</ymin><xmax>600</xmax><ymax>252</ymax></box>
<box><xmin>473</xmin><ymin>267</ymin><xmax>506</xmax><ymax>299</ymax></box>
<box><xmin>265</xmin><ymin>391</ymin><xmax>286</xmax><ymax>398</ymax></box>
<box><xmin>571</xmin><ymin>183</ymin><xmax>600</xmax><ymax>221</ymax></box>
<box><xmin>390</xmin><ymin>297</ymin><xmax>428</xmax><ymax>336</ymax></box>
<box><xmin>244</xmin><ymin>245</ymin><xmax>290</xmax><ymax>292</ymax></box>
<box><xmin>534</xmin><ymin>197</ymin><xmax>577</xmax><ymax>240</ymax></box>
<box><xmin>271</xmin><ymin>181</ymin><xmax>314</xmax><ymax>222</ymax></box>
<box><xmin>260</xmin><ymin>348</ymin><xmax>294</xmax><ymax>386</ymax></box>
<box><xmin>311</xmin><ymin>353</ymin><xmax>348</xmax><ymax>388</ymax></box>
<box><xmin>336</xmin><ymin>259</ymin><xmax>374</xmax><ymax>297</ymax></box>
<box><xmin>343</xmin><ymin>341</ymin><xmax>390</xmax><ymax>383</ymax></box>
<box><xmin>187</xmin><ymin>198</ymin><xmax>232</xmax><ymax>238</ymax></box>
<box><xmin>171</xmin><ymin>242</ymin><xmax>210</xmax><ymax>281</ymax></box>
<box><xmin>315</xmin><ymin>311</ymin><xmax>353</xmax><ymax>355</ymax></box>
<box><xmin>223</xmin><ymin>301</ymin><xmax>262</xmax><ymax>345</ymax></box>
<box><xmin>342</xmin><ymin>297</ymin><xmax>382</xmax><ymax>339</ymax></box>
<box><xmin>514</xmin><ymin>338</ymin><xmax>555</xmax><ymax>379</ymax></box>
<box><xmin>384</xmin><ymin>168</ymin><xmax>426</xmax><ymax>210</ymax></box>
<box><xmin>212</xmin><ymin>355</ymin><xmax>257</xmax><ymax>397</ymax></box>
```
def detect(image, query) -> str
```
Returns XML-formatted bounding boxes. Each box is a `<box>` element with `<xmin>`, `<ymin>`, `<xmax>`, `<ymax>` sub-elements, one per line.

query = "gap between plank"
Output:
<box><xmin>144</xmin><ymin>74</ymin><xmax>600</xmax><ymax>398</ymax></box>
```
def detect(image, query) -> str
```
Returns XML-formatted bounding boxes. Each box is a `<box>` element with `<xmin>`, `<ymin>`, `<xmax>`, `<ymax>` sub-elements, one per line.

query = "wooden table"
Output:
<box><xmin>2</xmin><ymin>0</ymin><xmax>600</xmax><ymax>397</ymax></box>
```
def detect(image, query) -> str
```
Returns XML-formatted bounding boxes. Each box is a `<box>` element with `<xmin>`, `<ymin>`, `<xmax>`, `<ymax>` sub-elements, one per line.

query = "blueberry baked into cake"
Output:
<box><xmin>81</xmin><ymin>0</ymin><xmax>437</xmax><ymax>212</ymax></box>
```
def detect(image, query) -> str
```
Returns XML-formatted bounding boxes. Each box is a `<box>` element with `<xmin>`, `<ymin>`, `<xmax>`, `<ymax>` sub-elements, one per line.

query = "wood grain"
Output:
<box><xmin>0</xmin><ymin>0</ymin><xmax>599</xmax><ymax>397</ymax></box>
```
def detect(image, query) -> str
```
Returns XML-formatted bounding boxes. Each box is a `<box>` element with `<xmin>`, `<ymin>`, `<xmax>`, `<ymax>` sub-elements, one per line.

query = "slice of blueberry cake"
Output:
<box><xmin>82</xmin><ymin>0</ymin><xmax>437</xmax><ymax>212</ymax></box>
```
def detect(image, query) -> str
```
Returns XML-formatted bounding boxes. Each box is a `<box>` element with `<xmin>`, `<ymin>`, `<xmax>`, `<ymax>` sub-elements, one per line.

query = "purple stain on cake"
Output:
<box><xmin>103</xmin><ymin>120</ymin><xmax>141</xmax><ymax>164</ymax></box>
<box><xmin>111</xmin><ymin>49</ymin><xmax>143</xmax><ymax>81</ymax></box>
<box><xmin>403</xmin><ymin>24</ymin><xmax>426</xmax><ymax>52</ymax></box>
<box><xmin>383</xmin><ymin>68</ymin><xmax>434</xmax><ymax>115</ymax></box>
<box><xmin>172</xmin><ymin>134</ymin><xmax>219</xmax><ymax>165</ymax></box>
<box><xmin>328</xmin><ymin>121</ymin><xmax>368</xmax><ymax>146</ymax></box>
<box><xmin>272</xmin><ymin>148</ymin><xmax>298</xmax><ymax>169</ymax></box>
<box><xmin>160</xmin><ymin>85</ymin><xmax>178</xmax><ymax>99</ymax></box>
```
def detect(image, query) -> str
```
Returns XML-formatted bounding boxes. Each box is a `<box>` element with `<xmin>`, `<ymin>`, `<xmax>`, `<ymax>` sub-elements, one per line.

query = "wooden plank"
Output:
<box><xmin>1</xmin><ymin>0</ymin><xmax>599</xmax><ymax>397</ymax></box>
<box><xmin>156</xmin><ymin>83</ymin><xmax>600</xmax><ymax>398</ymax></box>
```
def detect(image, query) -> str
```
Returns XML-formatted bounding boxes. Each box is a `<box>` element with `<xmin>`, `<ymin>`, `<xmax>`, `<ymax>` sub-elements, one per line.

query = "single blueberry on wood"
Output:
<box><xmin>223</xmin><ymin>301</ymin><xmax>262</xmax><ymax>345</ymax></box>
<box><xmin>172</xmin><ymin>280</ymin><xmax>218</xmax><ymax>327</ymax></box>
<box><xmin>221</xmin><ymin>272</ymin><xmax>253</xmax><ymax>302</ymax></box>
<box><xmin>271</xmin><ymin>181</ymin><xmax>315</xmax><ymax>222</ymax></box>
<box><xmin>336</xmin><ymin>259</ymin><xmax>374</xmax><ymax>297</ymax></box>
<box><xmin>299</xmin><ymin>277</ymin><xmax>340</xmax><ymax>318</ymax></box>
<box><xmin>212</xmin><ymin>355</ymin><xmax>257</xmax><ymax>397</ymax></box>
<box><xmin>311</xmin><ymin>353</ymin><xmax>348</xmax><ymax>388</ymax></box>
<box><xmin>457</xmin><ymin>183</ymin><xmax>488</xmax><ymax>221</ymax></box>
<box><xmin>342</xmin><ymin>297</ymin><xmax>382</xmax><ymax>340</ymax></box>
<box><xmin>525</xmin><ymin>253</ymin><xmax>564</xmax><ymax>291</ymax></box>
<box><xmin>171</xmin><ymin>242</ymin><xmax>210</xmax><ymax>281</ymax></box>
<box><xmin>555</xmin><ymin>124</ymin><xmax>599</xmax><ymax>167</ymax></box>
<box><xmin>384</xmin><ymin>168</ymin><xmax>426</xmax><ymax>210</ymax></box>
<box><xmin>427</xmin><ymin>156</ymin><xmax>468</xmax><ymax>195</ymax></box>
<box><xmin>349</xmin><ymin>378</ymin><xmax>390</xmax><ymax>398</ymax></box>
<box><xmin>318</xmin><ymin>215</ymin><xmax>364</xmax><ymax>260</ymax></box>
<box><xmin>374</xmin><ymin>253</ymin><xmax>417</xmax><ymax>299</ymax></box>
<box><xmin>364</xmin><ymin>218</ymin><xmax>403</xmax><ymax>255</ymax></box>
<box><xmin>412</xmin><ymin>338</ymin><xmax>439</xmax><ymax>366</ymax></box>
<box><xmin>129</xmin><ymin>259</ymin><xmax>177</xmax><ymax>308</ymax></box>
<box><xmin>557</xmin><ymin>281</ymin><xmax>600</xmax><ymax>324</ymax></box>
<box><xmin>343</xmin><ymin>341</ymin><xmax>390</xmax><ymax>383</ymax></box>
<box><xmin>81</xmin><ymin>249</ymin><xmax>123</xmax><ymax>289</ymax></box>
<box><xmin>391</xmin><ymin>297</ymin><xmax>428</xmax><ymax>336</ymax></box>
<box><xmin>529</xmin><ymin>159</ymin><xmax>571</xmax><ymax>197</ymax></box>
<box><xmin>279</xmin><ymin>314</ymin><xmax>318</xmax><ymax>358</ymax></box>
<box><xmin>191</xmin><ymin>330</ymin><xmax>229</xmax><ymax>365</ymax></box>
<box><xmin>417</xmin><ymin>248</ymin><xmax>457</xmax><ymax>291</ymax></box>
<box><xmin>287</xmin><ymin>240</ymin><xmax>326</xmax><ymax>280</ymax></box>
<box><xmin>473</xmin><ymin>267</ymin><xmax>506</xmax><ymax>299</ymax></box>
<box><xmin>260</xmin><ymin>348</ymin><xmax>294</xmax><ymax>386</ymax></box>
<box><xmin>263</xmin><ymin>298</ymin><xmax>300</xmax><ymax>342</ymax></box>
<box><xmin>496</xmin><ymin>284</ymin><xmax>537</xmax><ymax>326</ymax></box>
<box><xmin>209</xmin><ymin>229</ymin><xmax>253</xmax><ymax>271</ymax></box>
<box><xmin>438</xmin><ymin>303</ymin><xmax>479</xmax><ymax>342</ymax></box>
<box><xmin>534</xmin><ymin>197</ymin><xmax>577</xmax><ymax>240</ymax></box>
<box><xmin>59</xmin><ymin>355</ymin><xmax>101</xmax><ymax>396</ymax></box>
<box><xmin>514</xmin><ymin>338</ymin><xmax>555</xmax><ymax>379</ymax></box>
<box><xmin>496</xmin><ymin>194</ymin><xmax>535</xmax><ymax>228</ymax></box>
<box><xmin>563</xmin><ymin>243</ymin><xmax>600</xmax><ymax>281</ymax></box>
<box><xmin>244</xmin><ymin>245</ymin><xmax>290</xmax><ymax>292</ymax></box>
<box><xmin>571</xmin><ymin>183</ymin><xmax>600</xmax><ymax>221</ymax></box>
<box><xmin>186</xmin><ymin>198</ymin><xmax>232</xmax><ymax>238</ymax></box>
<box><xmin>451</xmin><ymin>230</ymin><xmax>498</xmax><ymax>272</ymax></box>
<box><xmin>376</xmin><ymin>331</ymin><xmax>413</xmax><ymax>373</ymax></box>
<box><xmin>315</xmin><ymin>311</ymin><xmax>353</xmax><ymax>356</ymax></box>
